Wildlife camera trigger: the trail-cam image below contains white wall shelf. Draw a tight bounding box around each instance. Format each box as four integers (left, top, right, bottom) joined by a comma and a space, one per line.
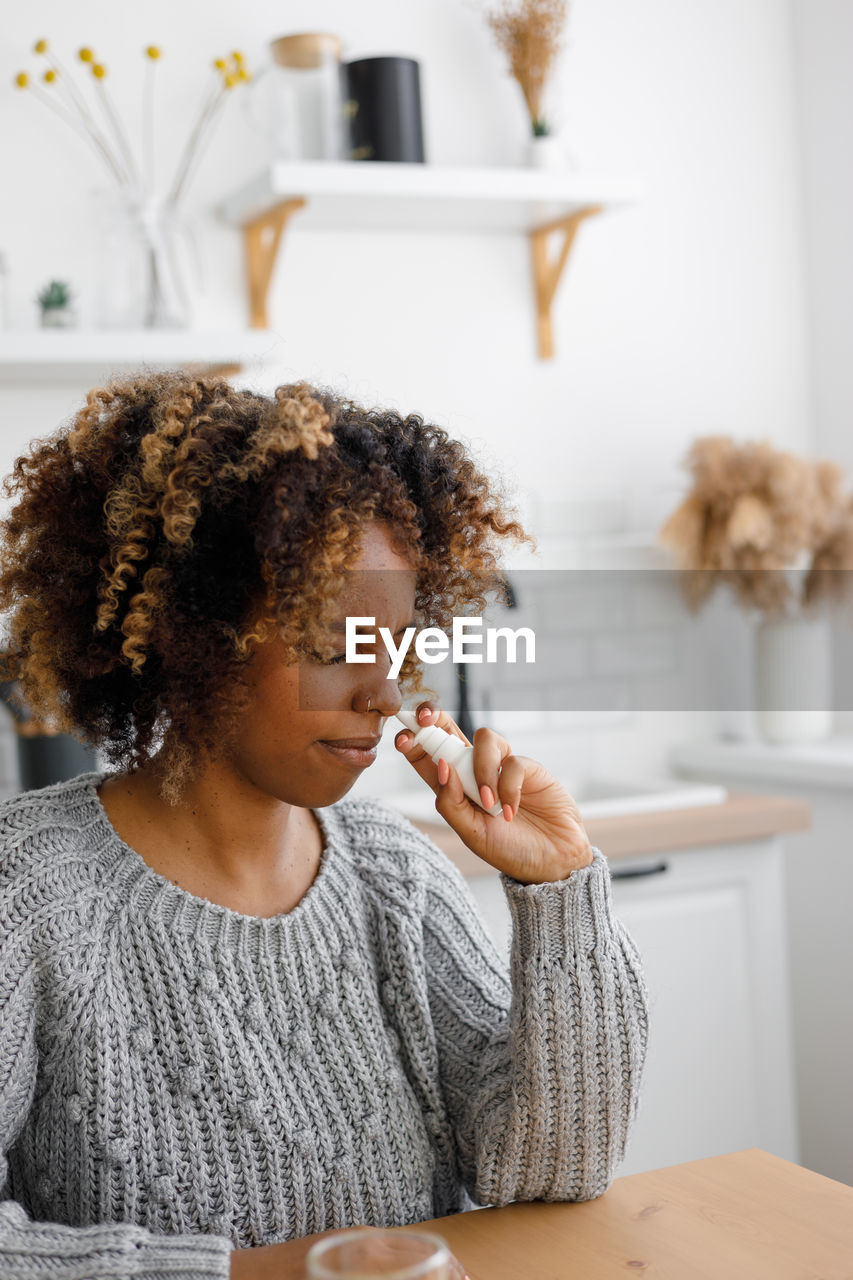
215, 161, 644, 359
0, 329, 283, 387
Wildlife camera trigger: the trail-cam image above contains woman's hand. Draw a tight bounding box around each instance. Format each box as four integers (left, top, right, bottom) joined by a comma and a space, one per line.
395, 702, 593, 884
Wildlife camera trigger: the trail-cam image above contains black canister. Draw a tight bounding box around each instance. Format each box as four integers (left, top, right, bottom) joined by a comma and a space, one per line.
343, 56, 425, 162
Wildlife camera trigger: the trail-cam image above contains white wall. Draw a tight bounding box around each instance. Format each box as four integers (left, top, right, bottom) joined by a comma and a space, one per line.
790, 0, 853, 733
0, 0, 818, 791
791, 0, 853, 483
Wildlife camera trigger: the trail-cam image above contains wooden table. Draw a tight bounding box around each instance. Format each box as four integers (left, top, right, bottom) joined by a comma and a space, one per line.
415, 1149, 853, 1279
259, 1148, 853, 1278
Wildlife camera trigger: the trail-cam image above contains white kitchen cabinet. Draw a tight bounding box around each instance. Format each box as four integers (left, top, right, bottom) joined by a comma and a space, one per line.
671, 738, 853, 1186
465, 836, 799, 1177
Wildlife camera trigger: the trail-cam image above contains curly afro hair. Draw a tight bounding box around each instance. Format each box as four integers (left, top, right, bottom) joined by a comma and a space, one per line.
0, 370, 535, 804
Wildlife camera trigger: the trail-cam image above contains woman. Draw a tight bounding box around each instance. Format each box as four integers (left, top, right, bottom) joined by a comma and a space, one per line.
0, 373, 649, 1279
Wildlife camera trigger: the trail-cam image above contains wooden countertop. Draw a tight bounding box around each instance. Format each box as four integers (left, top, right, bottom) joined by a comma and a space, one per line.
234, 1148, 853, 1278
402, 1147, 853, 1279
407, 790, 812, 876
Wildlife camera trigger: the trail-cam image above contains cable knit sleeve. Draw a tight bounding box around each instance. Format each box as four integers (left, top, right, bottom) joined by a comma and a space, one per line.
418, 839, 649, 1207
0, 850, 233, 1280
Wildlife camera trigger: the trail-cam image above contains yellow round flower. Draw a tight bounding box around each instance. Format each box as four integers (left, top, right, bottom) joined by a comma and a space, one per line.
33, 39, 48, 55
231, 50, 245, 65
44, 69, 58, 84
224, 72, 237, 88
14, 71, 29, 89
213, 57, 227, 71
237, 68, 251, 82
92, 63, 107, 79
78, 47, 94, 63
145, 45, 161, 60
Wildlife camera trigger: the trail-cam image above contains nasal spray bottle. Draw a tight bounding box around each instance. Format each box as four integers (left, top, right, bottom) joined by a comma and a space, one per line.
396, 708, 504, 817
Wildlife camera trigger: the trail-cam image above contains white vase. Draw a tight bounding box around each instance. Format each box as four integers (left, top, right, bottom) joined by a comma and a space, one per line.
94, 186, 198, 329
40, 307, 76, 328
755, 614, 833, 744
524, 134, 569, 170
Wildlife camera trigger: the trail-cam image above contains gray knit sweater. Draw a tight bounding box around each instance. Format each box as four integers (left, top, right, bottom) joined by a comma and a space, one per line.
0, 769, 648, 1279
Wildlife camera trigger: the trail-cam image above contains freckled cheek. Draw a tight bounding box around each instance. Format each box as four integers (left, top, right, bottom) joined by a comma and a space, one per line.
287, 666, 355, 715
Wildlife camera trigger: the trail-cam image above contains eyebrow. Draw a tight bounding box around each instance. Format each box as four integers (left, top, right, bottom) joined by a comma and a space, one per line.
328, 619, 417, 633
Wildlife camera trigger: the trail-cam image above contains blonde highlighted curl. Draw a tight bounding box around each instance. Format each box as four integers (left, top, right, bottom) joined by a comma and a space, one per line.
0, 371, 534, 805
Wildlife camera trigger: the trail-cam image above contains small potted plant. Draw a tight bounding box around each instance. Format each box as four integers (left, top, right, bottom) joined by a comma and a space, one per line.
37, 279, 76, 327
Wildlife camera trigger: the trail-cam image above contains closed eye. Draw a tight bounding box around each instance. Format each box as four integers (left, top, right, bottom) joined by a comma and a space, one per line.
311, 622, 415, 666
305, 650, 348, 665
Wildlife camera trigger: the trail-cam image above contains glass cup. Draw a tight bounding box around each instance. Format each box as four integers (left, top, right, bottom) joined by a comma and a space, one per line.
305, 1227, 463, 1279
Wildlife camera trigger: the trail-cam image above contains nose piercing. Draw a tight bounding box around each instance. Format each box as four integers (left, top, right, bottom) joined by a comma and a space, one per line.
366, 695, 372, 712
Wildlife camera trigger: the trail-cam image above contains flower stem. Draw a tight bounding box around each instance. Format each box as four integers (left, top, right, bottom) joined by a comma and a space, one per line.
28, 81, 125, 183
94, 79, 140, 186
143, 58, 156, 191
172, 90, 228, 204
167, 77, 224, 205
44, 51, 126, 181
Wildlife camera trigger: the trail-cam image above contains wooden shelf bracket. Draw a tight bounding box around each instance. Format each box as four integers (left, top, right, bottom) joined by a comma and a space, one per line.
245, 197, 307, 329
530, 204, 603, 359
242, 192, 606, 357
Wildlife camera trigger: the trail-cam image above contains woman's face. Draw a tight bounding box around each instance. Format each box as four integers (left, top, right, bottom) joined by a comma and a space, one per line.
228, 522, 418, 808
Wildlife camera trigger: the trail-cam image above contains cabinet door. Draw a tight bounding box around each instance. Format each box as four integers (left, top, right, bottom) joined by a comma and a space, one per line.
464, 838, 798, 1176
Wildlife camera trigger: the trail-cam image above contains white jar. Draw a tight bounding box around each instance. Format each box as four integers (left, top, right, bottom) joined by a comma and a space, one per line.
249, 32, 348, 163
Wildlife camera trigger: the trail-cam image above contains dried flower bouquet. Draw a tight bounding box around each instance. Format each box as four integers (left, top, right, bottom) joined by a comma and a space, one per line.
484, 0, 570, 136
660, 436, 853, 619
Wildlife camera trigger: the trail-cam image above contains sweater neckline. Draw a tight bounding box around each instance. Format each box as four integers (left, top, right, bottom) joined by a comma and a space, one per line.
80, 768, 349, 932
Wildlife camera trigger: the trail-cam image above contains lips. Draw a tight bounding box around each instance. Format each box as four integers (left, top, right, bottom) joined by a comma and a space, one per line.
317, 737, 380, 768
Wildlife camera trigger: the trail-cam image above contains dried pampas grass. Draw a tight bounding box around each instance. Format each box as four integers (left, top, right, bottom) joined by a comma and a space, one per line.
660, 436, 853, 618
484, 0, 570, 135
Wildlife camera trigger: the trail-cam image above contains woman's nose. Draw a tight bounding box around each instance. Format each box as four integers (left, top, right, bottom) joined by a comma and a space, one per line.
357, 656, 403, 715
357, 675, 403, 719
379, 681, 404, 719
354, 636, 407, 718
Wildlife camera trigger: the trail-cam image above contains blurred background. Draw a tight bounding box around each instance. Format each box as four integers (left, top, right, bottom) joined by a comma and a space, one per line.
1, 0, 851, 1190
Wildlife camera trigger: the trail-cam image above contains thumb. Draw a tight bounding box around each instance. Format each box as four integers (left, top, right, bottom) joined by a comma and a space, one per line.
395, 728, 442, 796
433, 759, 482, 839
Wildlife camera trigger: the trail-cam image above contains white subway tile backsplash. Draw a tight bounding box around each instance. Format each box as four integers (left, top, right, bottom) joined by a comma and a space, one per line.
592, 630, 676, 678
545, 680, 634, 716
539, 581, 629, 631
628, 575, 689, 627
479, 701, 545, 733
544, 708, 634, 732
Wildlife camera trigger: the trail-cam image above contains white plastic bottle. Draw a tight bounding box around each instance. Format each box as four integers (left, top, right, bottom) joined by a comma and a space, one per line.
396, 708, 504, 817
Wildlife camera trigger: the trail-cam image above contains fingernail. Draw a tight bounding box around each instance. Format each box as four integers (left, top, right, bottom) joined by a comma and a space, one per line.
503, 803, 513, 822
438, 758, 449, 784
396, 733, 411, 750
418, 706, 431, 722
480, 785, 495, 808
